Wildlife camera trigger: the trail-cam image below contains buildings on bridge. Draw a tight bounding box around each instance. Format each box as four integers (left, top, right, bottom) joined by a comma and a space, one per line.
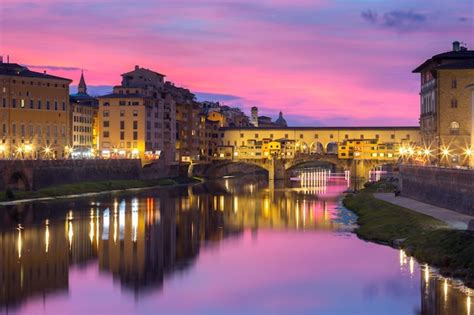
0, 61, 72, 159
217, 126, 420, 163
413, 41, 474, 167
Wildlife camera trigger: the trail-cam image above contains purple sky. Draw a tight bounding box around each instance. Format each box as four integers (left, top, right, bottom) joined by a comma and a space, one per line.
1, 0, 473, 126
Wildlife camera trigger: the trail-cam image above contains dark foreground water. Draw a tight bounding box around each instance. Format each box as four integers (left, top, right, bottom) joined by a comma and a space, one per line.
0, 170, 472, 315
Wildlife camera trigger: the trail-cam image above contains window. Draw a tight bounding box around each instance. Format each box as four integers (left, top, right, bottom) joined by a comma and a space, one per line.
270, 134, 273, 138
255, 133, 259, 139
314, 134, 319, 139
20, 99, 25, 108
133, 121, 138, 129
29, 100, 34, 109
120, 131, 125, 140
330, 134, 334, 139
345, 134, 349, 139
2, 98, 6, 108
103, 121, 109, 128
450, 121, 460, 134
119, 101, 126, 106
120, 110, 125, 117
133, 110, 138, 117
391, 134, 395, 139
54, 101, 58, 110
406, 134, 411, 140
120, 121, 125, 129
285, 134, 289, 138
240, 133, 244, 138
46, 100, 50, 110
452, 79, 457, 89
299, 134, 303, 139
133, 131, 138, 140
103, 111, 109, 117
103, 102, 110, 106
37, 100, 41, 109
62, 101, 66, 111
12, 98, 16, 108
103, 131, 109, 138
375, 134, 379, 139
451, 98, 458, 108
360, 134, 364, 139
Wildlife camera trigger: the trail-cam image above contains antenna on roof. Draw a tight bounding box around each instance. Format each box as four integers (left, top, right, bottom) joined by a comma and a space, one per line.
7, 55, 9, 63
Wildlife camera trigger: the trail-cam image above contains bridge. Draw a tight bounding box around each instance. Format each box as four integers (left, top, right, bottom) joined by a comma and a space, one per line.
203, 153, 388, 181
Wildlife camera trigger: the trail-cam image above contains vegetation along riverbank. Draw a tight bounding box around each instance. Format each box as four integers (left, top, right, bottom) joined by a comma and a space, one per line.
343, 181, 474, 288
0, 176, 202, 203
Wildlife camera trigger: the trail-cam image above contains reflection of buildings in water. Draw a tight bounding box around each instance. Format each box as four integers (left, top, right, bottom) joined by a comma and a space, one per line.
0, 192, 239, 308
0, 221, 69, 310
399, 249, 473, 315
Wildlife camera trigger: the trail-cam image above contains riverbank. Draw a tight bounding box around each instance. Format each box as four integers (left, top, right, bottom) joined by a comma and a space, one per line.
343, 181, 474, 288
0, 177, 203, 204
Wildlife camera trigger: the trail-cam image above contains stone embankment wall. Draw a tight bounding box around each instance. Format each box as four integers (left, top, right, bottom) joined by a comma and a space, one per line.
399, 165, 474, 216
0, 159, 183, 191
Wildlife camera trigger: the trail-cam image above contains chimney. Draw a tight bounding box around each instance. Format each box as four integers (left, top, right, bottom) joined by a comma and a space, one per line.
135, 65, 139, 70
0, 56, 2, 64
453, 41, 461, 51
44, 70, 47, 74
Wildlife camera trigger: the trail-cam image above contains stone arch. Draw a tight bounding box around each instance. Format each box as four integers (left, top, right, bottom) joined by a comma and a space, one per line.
326, 142, 338, 154
8, 171, 30, 191
309, 142, 324, 154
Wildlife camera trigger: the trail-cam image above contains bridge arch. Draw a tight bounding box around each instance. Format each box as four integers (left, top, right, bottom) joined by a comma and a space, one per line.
8, 171, 31, 191
203, 160, 270, 179
326, 142, 338, 154
309, 142, 324, 154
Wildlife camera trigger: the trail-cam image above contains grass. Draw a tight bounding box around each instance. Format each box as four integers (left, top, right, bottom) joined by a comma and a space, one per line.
343, 181, 474, 288
0, 176, 203, 202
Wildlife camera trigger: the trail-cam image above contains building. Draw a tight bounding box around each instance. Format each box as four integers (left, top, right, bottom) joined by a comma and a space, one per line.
69, 71, 98, 157
275, 111, 288, 127
338, 139, 398, 162
0, 61, 72, 159
413, 41, 474, 167
220, 126, 420, 158
97, 66, 175, 163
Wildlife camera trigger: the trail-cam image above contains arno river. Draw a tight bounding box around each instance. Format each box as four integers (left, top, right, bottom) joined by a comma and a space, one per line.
0, 169, 472, 315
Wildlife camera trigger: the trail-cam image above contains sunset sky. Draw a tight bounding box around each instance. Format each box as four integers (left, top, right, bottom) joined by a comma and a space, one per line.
1, 0, 473, 126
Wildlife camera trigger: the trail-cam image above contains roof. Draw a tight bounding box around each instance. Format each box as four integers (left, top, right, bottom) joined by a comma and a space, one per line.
70, 92, 96, 101
413, 49, 474, 73
434, 59, 474, 70
97, 93, 147, 99
221, 126, 420, 131
0, 63, 72, 82
121, 66, 165, 77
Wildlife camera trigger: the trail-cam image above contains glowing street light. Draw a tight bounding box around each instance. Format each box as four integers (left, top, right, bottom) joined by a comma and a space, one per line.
24, 144, 32, 152
465, 148, 473, 157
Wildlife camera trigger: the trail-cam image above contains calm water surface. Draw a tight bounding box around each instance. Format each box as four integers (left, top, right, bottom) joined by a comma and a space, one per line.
0, 170, 472, 315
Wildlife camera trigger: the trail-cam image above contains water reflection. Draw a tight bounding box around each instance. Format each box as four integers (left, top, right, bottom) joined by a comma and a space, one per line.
0, 171, 471, 314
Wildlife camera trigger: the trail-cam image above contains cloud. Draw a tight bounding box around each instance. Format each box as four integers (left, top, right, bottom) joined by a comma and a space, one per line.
24, 64, 83, 71
361, 9, 427, 32
194, 92, 243, 103
361, 10, 378, 24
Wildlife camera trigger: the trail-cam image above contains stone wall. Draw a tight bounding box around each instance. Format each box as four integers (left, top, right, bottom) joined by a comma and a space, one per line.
0, 159, 182, 191
400, 165, 474, 215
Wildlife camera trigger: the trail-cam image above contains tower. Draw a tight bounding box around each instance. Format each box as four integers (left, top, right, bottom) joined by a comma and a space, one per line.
78, 70, 87, 94
251, 106, 258, 127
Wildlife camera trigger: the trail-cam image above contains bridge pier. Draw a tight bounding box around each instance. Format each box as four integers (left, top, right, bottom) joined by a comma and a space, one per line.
269, 158, 286, 181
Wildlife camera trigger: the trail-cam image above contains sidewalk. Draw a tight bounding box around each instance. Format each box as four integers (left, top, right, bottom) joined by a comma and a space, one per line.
374, 193, 474, 230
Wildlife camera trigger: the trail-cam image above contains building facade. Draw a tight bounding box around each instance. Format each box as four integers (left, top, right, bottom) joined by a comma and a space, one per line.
0, 62, 72, 159
69, 71, 98, 157
97, 66, 176, 163
413, 41, 474, 167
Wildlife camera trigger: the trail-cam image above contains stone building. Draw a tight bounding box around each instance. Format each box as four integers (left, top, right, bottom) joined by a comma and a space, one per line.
97, 66, 171, 162
0, 61, 72, 159
69, 71, 98, 157
413, 41, 474, 167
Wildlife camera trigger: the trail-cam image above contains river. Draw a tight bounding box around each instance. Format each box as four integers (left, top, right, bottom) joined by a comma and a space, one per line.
0, 168, 472, 315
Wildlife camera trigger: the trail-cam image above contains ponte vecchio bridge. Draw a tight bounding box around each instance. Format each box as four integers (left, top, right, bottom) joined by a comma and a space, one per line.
212, 126, 421, 180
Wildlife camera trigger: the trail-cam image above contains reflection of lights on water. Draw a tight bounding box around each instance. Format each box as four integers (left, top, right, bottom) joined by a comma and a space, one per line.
298, 169, 333, 194
113, 215, 118, 243
119, 200, 126, 240
132, 198, 139, 242
409, 257, 414, 275
89, 216, 95, 244
424, 264, 430, 284
399, 249, 406, 267
103, 208, 110, 240
45, 220, 49, 253
17, 224, 22, 260
233, 196, 238, 213
468, 295, 471, 315
444, 278, 448, 303
68, 221, 73, 251
219, 196, 225, 212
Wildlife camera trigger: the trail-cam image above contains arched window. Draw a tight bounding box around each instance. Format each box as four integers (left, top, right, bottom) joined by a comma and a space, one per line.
450, 121, 460, 134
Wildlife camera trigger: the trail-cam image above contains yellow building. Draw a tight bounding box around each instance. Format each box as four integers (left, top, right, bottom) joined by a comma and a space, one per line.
338, 139, 398, 161
97, 93, 158, 159
0, 62, 72, 159
221, 126, 420, 159
413, 41, 474, 167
